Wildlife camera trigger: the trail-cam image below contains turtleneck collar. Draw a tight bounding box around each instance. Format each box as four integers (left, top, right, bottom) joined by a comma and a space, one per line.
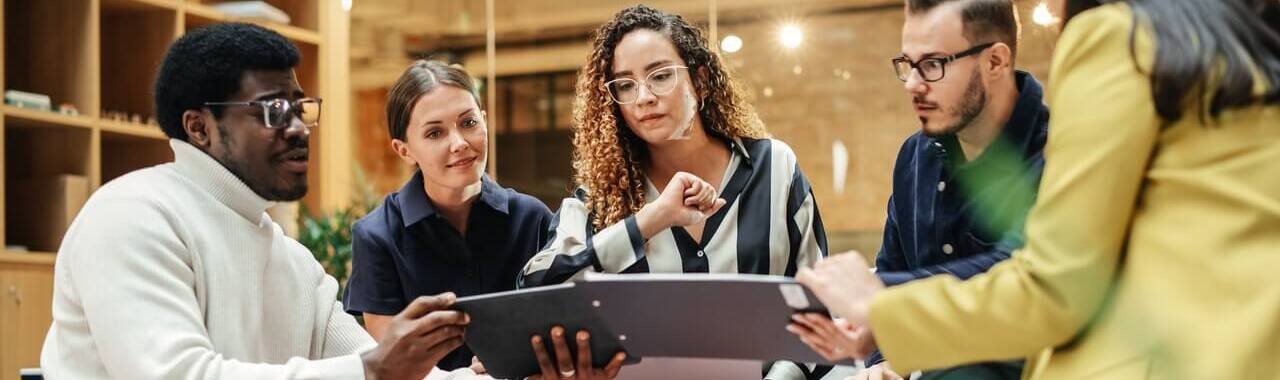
170, 139, 274, 223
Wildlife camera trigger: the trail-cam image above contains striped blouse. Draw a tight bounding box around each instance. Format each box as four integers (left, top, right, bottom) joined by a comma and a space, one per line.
519, 137, 828, 287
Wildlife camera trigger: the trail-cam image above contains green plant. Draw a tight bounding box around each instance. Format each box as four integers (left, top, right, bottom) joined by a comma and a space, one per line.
300, 204, 362, 300
299, 167, 379, 301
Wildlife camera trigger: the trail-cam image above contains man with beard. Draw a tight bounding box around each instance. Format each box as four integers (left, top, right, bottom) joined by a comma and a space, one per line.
848, 0, 1047, 378
41, 23, 470, 379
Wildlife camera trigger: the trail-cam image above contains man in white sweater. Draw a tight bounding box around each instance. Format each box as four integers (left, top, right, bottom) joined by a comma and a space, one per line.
41, 23, 471, 380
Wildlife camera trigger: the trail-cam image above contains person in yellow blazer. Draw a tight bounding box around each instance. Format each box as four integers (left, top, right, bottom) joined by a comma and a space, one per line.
786, 0, 1280, 378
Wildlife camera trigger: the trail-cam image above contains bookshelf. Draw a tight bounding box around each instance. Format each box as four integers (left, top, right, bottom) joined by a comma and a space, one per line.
0, 1, 351, 378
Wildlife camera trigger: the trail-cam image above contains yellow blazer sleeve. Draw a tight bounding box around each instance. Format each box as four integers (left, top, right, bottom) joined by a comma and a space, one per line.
866, 4, 1162, 373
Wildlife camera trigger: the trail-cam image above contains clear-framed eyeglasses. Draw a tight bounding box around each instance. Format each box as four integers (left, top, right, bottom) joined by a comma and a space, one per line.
603, 65, 689, 104
204, 97, 323, 130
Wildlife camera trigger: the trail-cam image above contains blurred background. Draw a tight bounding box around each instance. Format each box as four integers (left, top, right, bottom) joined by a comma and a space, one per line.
348, 0, 1060, 253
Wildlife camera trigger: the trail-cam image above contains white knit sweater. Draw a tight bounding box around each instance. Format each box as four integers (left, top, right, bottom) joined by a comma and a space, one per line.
41, 140, 376, 379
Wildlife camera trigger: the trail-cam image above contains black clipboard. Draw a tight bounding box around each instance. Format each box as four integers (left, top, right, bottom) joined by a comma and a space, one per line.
453, 283, 641, 379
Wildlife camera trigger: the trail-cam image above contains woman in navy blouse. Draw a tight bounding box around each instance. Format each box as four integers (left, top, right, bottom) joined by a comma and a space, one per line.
343, 60, 553, 373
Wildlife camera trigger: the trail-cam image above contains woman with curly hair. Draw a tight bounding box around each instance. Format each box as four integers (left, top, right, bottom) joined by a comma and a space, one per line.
518, 4, 832, 378
521, 3, 826, 286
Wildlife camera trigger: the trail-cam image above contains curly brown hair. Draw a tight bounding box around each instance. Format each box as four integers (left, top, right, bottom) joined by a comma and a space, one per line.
573, 4, 769, 231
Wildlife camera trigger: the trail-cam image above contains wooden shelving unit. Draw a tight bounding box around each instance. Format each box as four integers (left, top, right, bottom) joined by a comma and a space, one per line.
0, 106, 97, 130
98, 118, 168, 140
0, 1, 351, 378
0, 251, 57, 266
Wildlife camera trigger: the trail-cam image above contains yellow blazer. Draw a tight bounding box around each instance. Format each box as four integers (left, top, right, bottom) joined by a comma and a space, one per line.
867, 3, 1280, 379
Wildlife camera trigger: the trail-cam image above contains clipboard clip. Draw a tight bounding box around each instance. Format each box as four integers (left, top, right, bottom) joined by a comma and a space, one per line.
778, 283, 809, 309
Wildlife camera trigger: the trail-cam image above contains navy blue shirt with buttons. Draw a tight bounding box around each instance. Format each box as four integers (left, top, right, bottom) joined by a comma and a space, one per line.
876, 70, 1048, 285
865, 71, 1048, 371
344, 171, 552, 371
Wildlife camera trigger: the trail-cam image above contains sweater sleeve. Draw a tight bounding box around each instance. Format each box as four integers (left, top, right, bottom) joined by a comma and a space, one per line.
322, 299, 378, 358
60, 195, 369, 380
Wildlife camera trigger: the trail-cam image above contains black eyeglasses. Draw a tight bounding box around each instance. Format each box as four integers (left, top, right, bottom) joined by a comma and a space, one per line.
892, 42, 996, 82
204, 97, 322, 130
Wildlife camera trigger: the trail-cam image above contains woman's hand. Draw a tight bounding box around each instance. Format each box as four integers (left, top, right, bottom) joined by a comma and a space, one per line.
636, 172, 726, 238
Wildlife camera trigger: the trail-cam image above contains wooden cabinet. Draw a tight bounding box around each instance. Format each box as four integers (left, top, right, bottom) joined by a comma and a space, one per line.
0, 1, 351, 378
0, 254, 55, 380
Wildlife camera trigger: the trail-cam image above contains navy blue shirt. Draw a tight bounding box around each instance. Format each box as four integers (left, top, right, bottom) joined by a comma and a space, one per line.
876, 70, 1048, 285
866, 71, 1047, 371
344, 172, 552, 371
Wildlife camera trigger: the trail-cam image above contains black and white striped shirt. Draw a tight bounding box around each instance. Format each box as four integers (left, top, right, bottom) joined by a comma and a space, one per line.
520, 137, 828, 287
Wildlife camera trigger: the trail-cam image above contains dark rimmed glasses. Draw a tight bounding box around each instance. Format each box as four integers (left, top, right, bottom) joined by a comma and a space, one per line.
892, 42, 996, 82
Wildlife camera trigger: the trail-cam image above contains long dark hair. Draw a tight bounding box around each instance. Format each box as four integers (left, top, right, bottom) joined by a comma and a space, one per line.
1063, 0, 1280, 124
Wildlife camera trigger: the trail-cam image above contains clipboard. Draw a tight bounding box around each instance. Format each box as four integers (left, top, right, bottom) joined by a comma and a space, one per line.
453, 273, 853, 379
453, 283, 641, 379
578, 273, 852, 365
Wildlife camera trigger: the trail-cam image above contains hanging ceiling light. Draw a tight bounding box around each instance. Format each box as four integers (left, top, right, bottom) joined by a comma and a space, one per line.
1032, 2, 1058, 26
721, 35, 743, 53
779, 24, 803, 49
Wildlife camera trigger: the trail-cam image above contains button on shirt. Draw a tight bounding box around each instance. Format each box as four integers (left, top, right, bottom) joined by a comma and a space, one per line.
518, 138, 827, 287
867, 72, 1048, 372
875, 70, 1049, 287
344, 172, 552, 370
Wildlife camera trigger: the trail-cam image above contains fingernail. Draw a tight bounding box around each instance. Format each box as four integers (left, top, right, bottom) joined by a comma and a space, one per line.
553, 327, 563, 337
532, 335, 542, 344
578, 331, 590, 341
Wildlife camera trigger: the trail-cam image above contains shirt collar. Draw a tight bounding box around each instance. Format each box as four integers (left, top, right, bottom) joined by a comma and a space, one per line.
169, 139, 273, 223
936, 70, 1048, 166
398, 171, 509, 227
1002, 70, 1048, 156
643, 137, 750, 201
478, 175, 511, 214
728, 136, 751, 164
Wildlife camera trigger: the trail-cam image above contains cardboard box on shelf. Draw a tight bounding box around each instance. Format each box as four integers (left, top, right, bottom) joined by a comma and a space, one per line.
7, 174, 91, 252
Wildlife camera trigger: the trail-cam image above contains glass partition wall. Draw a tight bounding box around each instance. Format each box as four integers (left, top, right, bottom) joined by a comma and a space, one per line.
350, 0, 1060, 253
